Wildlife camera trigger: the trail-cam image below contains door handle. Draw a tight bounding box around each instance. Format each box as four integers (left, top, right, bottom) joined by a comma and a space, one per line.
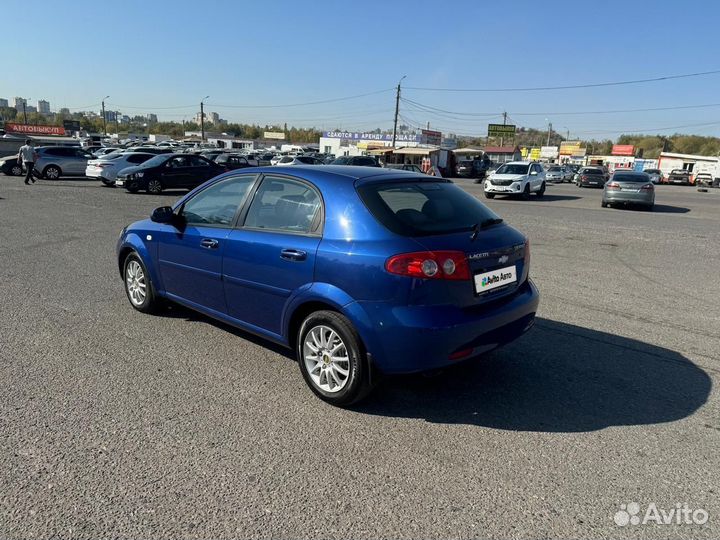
200, 238, 219, 249
280, 248, 307, 261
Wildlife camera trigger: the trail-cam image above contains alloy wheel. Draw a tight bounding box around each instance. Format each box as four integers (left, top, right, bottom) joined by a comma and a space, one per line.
303, 325, 351, 393
148, 179, 162, 193
125, 260, 147, 306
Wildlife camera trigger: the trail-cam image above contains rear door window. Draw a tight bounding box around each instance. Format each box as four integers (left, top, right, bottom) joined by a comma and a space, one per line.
243, 176, 322, 234
358, 181, 500, 237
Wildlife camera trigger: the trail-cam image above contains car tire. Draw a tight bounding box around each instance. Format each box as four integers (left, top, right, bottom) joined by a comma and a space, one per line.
10, 164, 23, 176
297, 310, 371, 406
43, 165, 61, 180
521, 184, 531, 200
484, 192, 495, 199
601, 201, 608, 208
123, 252, 162, 313
101, 178, 115, 187
147, 179, 163, 194
535, 182, 546, 197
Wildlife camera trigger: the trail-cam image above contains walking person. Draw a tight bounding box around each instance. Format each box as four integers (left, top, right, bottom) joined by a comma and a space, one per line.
17, 139, 38, 185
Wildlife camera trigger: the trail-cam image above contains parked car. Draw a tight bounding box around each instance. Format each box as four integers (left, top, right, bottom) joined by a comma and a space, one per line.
0, 156, 23, 176
124, 146, 173, 155
643, 168, 662, 184
385, 164, 424, 173
274, 155, 325, 166
545, 166, 566, 183
116, 165, 539, 405
602, 171, 655, 210
92, 147, 121, 158
456, 158, 491, 181
576, 166, 609, 188
667, 169, 692, 185
330, 156, 380, 167
214, 153, 259, 171
86, 152, 156, 186
484, 161, 546, 199
33, 146, 96, 179
694, 172, 713, 187
115, 153, 223, 194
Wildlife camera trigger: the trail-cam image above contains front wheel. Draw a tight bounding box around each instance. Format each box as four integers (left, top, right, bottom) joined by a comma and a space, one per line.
147, 179, 163, 194
297, 310, 371, 406
535, 182, 546, 197
123, 253, 161, 313
484, 191, 495, 199
10, 164, 23, 176
521, 184, 531, 200
126, 183, 139, 194
601, 201, 608, 208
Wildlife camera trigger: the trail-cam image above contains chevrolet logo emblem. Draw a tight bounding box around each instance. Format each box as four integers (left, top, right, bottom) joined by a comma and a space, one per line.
498, 255, 509, 264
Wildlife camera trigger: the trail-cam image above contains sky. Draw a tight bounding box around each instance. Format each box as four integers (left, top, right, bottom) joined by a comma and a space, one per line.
3, 0, 720, 140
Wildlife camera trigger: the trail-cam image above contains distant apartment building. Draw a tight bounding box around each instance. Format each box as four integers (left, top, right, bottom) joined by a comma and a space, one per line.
13, 97, 26, 110
147, 113, 158, 123
38, 100, 50, 114
59, 108, 70, 115
209, 112, 220, 124
194, 111, 205, 125
120, 115, 131, 124
26, 105, 37, 113
0, 98, 8, 108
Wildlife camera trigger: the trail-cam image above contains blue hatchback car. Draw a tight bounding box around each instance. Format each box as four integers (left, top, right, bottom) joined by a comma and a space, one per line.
117, 166, 539, 405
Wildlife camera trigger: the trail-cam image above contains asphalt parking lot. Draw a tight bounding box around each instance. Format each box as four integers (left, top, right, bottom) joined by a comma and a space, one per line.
1, 175, 718, 539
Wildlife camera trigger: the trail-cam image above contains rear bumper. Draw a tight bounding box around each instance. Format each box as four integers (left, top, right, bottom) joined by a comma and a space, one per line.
580, 179, 605, 187
603, 190, 654, 205
356, 279, 539, 374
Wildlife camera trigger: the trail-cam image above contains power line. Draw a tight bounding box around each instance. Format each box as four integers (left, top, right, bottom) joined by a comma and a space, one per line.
208, 88, 394, 109
404, 69, 720, 92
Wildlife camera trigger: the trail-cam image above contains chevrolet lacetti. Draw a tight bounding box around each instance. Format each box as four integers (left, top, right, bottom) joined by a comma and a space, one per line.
116, 166, 539, 405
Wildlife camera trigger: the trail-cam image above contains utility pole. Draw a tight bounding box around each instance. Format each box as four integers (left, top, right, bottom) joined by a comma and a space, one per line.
22, 100, 27, 124
391, 75, 406, 148
200, 95, 209, 142
101, 96, 109, 136
546, 121, 552, 146
500, 111, 507, 146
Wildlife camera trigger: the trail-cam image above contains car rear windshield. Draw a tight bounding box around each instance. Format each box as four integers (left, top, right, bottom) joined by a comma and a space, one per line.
548, 166, 562, 172
357, 181, 500, 237
613, 173, 650, 182
581, 168, 603, 175
495, 164, 529, 175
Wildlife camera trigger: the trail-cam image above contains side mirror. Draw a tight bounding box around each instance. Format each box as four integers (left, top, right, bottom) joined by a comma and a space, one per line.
530, 171, 538, 176
151, 206, 175, 223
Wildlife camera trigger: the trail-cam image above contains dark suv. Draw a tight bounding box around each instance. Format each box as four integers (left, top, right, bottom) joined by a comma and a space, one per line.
330, 156, 380, 167
456, 158, 492, 182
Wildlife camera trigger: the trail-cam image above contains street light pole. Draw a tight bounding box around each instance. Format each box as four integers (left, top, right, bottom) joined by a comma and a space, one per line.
101, 96, 110, 136
546, 120, 552, 146
22, 99, 28, 124
201, 96, 209, 142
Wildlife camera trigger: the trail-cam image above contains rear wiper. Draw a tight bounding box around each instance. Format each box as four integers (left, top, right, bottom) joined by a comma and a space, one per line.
470, 218, 503, 240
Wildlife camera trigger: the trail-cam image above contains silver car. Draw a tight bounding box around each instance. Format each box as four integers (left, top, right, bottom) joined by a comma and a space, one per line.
602, 171, 655, 210
34, 146, 96, 179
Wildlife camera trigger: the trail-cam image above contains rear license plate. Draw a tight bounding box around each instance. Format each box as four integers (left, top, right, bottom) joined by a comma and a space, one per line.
474, 265, 517, 294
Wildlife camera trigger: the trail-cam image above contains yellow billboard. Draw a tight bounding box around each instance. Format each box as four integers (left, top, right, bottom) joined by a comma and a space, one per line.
559, 141, 583, 155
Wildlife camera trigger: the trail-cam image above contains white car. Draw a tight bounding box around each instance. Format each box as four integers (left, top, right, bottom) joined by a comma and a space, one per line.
484, 161, 546, 199
85, 152, 155, 185
270, 155, 285, 166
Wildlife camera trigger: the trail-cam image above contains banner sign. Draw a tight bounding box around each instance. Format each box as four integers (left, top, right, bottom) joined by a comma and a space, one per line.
263, 131, 285, 140
487, 124, 516, 138
421, 129, 442, 146
6, 123, 66, 136
323, 131, 421, 142
528, 148, 542, 160
63, 120, 81, 132
540, 146, 559, 158
612, 144, 635, 156
559, 141, 583, 155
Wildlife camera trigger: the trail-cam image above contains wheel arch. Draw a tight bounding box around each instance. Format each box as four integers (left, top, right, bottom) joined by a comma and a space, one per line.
117, 234, 163, 292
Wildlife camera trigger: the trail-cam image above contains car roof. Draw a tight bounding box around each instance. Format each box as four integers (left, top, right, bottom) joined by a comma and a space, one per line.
232, 165, 441, 185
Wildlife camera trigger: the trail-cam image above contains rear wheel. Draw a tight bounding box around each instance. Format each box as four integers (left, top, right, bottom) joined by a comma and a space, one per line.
10, 164, 23, 176
535, 182, 546, 197
101, 178, 115, 187
484, 192, 495, 199
601, 201, 608, 208
297, 310, 371, 406
44, 165, 61, 180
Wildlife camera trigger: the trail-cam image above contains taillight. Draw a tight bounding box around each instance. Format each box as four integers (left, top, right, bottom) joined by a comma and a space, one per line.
606, 181, 621, 190
385, 251, 470, 280
641, 183, 654, 191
